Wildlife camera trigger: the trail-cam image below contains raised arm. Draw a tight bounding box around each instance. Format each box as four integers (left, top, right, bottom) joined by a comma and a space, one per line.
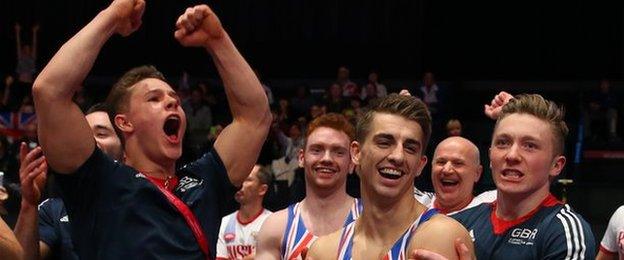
32, 0, 145, 173
13, 143, 48, 260
3, 76, 14, 107
174, 5, 271, 186
15, 23, 22, 60
31, 24, 39, 60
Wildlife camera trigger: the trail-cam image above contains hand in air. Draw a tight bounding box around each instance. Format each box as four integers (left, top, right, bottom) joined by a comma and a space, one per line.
109, 0, 146, 36
18, 143, 48, 206
484, 91, 513, 120
174, 5, 225, 47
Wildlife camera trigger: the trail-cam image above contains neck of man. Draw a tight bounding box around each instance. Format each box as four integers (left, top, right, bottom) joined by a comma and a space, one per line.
435, 194, 473, 214
124, 143, 176, 178
302, 182, 352, 213
495, 185, 550, 220
299, 186, 353, 236
304, 176, 349, 199
238, 199, 264, 223
358, 188, 427, 244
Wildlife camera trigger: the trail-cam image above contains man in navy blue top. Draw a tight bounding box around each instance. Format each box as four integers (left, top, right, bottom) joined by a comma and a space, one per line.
31, 0, 271, 259
453, 93, 595, 259
14, 103, 123, 260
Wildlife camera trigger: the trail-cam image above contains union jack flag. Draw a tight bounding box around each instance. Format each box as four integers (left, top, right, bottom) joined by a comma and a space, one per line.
0, 112, 36, 138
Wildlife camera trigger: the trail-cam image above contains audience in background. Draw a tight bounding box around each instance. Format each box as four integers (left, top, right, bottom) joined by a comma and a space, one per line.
337, 66, 359, 99
446, 119, 462, 137
360, 70, 387, 102
418, 71, 440, 115
584, 78, 620, 142
15, 23, 39, 85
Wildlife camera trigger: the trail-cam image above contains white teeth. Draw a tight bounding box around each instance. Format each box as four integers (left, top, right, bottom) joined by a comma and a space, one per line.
315, 167, 335, 174
441, 179, 458, 184
166, 114, 181, 121
503, 170, 523, 178
379, 168, 402, 176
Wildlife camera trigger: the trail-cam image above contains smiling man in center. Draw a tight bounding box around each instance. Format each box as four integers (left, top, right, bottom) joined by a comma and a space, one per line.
307, 94, 473, 260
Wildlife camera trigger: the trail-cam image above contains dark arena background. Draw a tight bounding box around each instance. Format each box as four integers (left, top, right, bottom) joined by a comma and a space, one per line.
1, 0, 624, 246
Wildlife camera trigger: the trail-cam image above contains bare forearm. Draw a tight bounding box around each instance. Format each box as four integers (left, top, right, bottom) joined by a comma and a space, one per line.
32, 32, 38, 59
14, 202, 40, 260
0, 216, 23, 260
207, 33, 271, 185
205, 35, 270, 123
33, 9, 117, 100
596, 251, 616, 260
16, 29, 22, 59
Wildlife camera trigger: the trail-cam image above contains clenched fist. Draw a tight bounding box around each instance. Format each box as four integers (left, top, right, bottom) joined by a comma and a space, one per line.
174, 5, 225, 48
108, 0, 145, 36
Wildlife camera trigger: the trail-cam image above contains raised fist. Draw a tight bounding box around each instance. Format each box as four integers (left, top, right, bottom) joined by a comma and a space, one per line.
174, 5, 225, 48
109, 0, 145, 36
14, 23, 21, 32
484, 91, 514, 120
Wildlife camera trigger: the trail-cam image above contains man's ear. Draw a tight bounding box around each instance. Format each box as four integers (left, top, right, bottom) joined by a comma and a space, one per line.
351, 141, 361, 166
415, 155, 428, 178
115, 114, 133, 134
549, 155, 566, 178
259, 184, 268, 197
298, 148, 305, 168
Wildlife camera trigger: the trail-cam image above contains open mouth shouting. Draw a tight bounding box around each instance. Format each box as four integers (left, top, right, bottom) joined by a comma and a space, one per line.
163, 114, 182, 144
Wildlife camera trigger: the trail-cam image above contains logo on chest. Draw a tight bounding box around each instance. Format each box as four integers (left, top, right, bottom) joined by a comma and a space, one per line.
177, 176, 203, 192
225, 232, 236, 242
508, 228, 538, 246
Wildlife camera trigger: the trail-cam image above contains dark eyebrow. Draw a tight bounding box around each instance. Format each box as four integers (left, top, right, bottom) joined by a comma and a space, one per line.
404, 138, 421, 149
493, 133, 511, 139
520, 136, 540, 143
168, 90, 180, 100
373, 133, 394, 141
145, 89, 161, 95
92, 125, 113, 132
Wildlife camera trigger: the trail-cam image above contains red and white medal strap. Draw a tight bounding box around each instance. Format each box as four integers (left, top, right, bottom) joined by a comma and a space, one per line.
145, 176, 212, 260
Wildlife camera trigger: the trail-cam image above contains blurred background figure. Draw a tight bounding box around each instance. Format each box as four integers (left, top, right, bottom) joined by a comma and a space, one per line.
446, 119, 462, 137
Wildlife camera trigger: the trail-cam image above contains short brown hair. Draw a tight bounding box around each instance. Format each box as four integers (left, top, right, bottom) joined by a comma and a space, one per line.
86, 102, 124, 146
106, 65, 166, 114
446, 119, 461, 131
255, 164, 273, 186
305, 113, 355, 147
356, 94, 432, 151
496, 94, 568, 155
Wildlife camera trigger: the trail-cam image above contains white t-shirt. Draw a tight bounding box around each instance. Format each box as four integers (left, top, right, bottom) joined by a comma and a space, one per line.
600, 205, 624, 259
216, 209, 272, 260
413, 187, 497, 215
